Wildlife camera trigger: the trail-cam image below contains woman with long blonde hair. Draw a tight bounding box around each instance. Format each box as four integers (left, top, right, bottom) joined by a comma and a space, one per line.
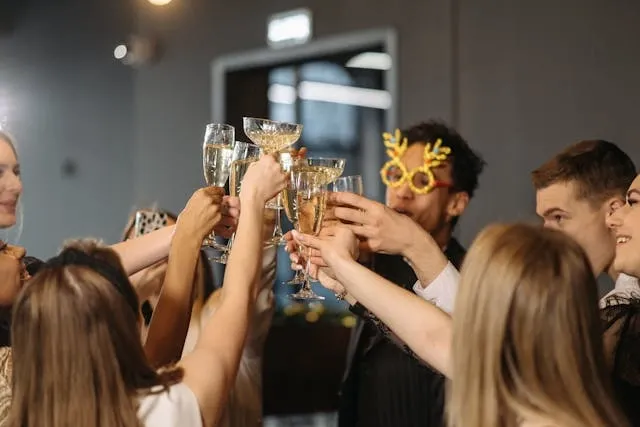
296, 223, 628, 427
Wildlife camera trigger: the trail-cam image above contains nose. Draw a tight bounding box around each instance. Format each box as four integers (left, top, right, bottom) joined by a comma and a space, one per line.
606, 205, 627, 229
5, 171, 22, 196
395, 180, 414, 200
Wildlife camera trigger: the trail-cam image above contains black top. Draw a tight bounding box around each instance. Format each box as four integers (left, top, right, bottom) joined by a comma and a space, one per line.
600, 295, 640, 426
338, 239, 466, 427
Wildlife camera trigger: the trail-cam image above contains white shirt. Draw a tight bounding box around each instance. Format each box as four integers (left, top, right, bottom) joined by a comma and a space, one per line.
600, 272, 640, 307
138, 383, 202, 427
413, 264, 640, 311
412, 262, 459, 314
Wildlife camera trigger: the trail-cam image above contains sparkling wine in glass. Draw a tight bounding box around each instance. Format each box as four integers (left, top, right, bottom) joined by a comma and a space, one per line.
212, 141, 262, 264
304, 157, 346, 185
282, 165, 304, 285
290, 171, 328, 301
202, 124, 234, 249
243, 117, 302, 213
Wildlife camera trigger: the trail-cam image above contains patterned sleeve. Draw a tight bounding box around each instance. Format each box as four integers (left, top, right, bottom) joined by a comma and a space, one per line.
349, 303, 422, 363
0, 347, 13, 426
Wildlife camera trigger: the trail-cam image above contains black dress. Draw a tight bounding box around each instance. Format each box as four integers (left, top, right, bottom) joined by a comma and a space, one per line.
338, 239, 466, 427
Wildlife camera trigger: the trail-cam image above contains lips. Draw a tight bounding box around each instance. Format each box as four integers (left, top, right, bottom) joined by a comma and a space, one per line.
0, 201, 17, 213
392, 208, 411, 217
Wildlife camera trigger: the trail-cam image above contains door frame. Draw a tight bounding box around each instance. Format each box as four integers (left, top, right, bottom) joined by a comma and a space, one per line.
210, 27, 399, 199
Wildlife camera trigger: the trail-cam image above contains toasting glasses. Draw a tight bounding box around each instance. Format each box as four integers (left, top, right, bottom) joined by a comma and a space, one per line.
212, 141, 262, 264
289, 170, 328, 301
202, 124, 234, 249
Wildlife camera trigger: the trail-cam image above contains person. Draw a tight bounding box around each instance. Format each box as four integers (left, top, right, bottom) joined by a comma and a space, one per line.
0, 130, 240, 421
294, 223, 629, 427
7, 154, 287, 427
601, 173, 640, 425
289, 121, 485, 427
532, 139, 639, 298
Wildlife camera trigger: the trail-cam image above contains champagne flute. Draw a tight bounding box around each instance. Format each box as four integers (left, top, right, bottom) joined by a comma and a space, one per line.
213, 141, 262, 264
202, 123, 234, 249
269, 150, 301, 246
290, 171, 328, 301
331, 175, 363, 195
283, 163, 305, 285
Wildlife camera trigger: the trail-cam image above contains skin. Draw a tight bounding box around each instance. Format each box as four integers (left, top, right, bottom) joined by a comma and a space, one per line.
535, 181, 624, 276
606, 174, 640, 278
385, 143, 467, 248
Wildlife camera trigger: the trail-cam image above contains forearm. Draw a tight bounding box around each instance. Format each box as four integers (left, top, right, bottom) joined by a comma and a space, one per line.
332, 256, 452, 376
110, 225, 175, 275
401, 228, 449, 289
197, 199, 264, 353
144, 232, 201, 368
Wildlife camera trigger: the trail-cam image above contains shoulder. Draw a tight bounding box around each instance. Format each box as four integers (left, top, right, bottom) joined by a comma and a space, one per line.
137, 382, 203, 427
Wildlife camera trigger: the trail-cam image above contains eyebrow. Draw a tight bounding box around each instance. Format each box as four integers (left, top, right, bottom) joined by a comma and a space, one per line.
541, 208, 569, 217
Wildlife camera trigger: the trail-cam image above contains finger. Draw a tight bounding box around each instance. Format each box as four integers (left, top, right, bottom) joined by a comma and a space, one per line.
222, 207, 240, 218
334, 206, 368, 225
223, 195, 241, 208
204, 186, 226, 196
328, 191, 375, 210
309, 256, 328, 267
297, 147, 308, 159
344, 223, 376, 238
292, 230, 323, 251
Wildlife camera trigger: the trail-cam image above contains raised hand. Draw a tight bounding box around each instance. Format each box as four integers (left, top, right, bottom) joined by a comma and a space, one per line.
328, 192, 427, 255
176, 187, 225, 242
240, 155, 288, 205
292, 225, 359, 268
212, 196, 240, 238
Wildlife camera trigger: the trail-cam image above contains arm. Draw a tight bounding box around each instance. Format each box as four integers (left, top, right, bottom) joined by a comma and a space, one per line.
110, 225, 175, 276
329, 256, 452, 377
143, 187, 224, 369
179, 155, 285, 427
111, 197, 241, 276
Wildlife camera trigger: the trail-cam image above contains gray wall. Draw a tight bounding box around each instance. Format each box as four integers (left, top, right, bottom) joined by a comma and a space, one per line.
2, 0, 640, 257
0, 0, 135, 258
134, 0, 640, 247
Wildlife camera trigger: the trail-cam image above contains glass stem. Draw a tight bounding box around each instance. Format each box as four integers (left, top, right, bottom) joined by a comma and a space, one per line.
303, 245, 312, 290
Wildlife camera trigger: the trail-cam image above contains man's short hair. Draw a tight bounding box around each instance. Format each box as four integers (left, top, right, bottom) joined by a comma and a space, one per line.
531, 140, 637, 206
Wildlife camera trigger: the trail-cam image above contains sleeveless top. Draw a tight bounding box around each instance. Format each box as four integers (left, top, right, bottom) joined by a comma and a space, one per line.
138, 383, 202, 427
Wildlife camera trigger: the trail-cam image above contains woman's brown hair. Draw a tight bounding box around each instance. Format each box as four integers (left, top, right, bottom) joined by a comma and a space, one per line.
448, 223, 628, 427
8, 240, 182, 427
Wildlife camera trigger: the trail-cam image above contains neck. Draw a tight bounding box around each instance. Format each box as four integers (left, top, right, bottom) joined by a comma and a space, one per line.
430, 225, 453, 250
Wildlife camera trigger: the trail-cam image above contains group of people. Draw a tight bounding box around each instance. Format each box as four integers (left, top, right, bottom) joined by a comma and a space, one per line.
0, 119, 637, 427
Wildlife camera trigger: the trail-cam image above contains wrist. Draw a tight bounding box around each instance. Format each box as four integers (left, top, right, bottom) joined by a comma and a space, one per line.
172, 226, 204, 252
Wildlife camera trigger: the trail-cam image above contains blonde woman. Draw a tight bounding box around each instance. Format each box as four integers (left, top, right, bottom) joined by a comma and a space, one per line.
294, 223, 628, 427
7, 155, 286, 426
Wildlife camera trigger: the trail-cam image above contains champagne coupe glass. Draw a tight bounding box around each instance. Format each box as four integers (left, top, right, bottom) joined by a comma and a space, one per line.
304, 157, 346, 185
202, 123, 235, 249
289, 170, 328, 301
331, 175, 363, 195
243, 117, 303, 243
213, 141, 262, 264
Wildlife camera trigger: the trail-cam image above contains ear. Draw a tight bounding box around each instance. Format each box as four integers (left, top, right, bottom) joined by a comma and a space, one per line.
446, 191, 469, 221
